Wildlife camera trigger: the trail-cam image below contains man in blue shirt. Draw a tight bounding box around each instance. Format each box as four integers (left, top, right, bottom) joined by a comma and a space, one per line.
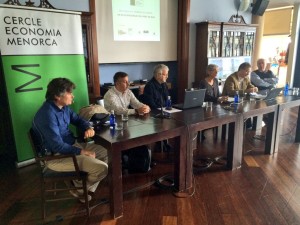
251, 58, 278, 91
32, 78, 108, 203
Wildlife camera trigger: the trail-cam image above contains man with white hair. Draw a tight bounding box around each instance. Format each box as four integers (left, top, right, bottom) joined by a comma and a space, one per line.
142, 64, 170, 109
251, 58, 278, 91
141, 64, 172, 152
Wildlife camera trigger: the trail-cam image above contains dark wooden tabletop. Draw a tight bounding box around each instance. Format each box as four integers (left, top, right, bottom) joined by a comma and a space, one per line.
94, 114, 186, 149
94, 113, 187, 219
169, 103, 243, 170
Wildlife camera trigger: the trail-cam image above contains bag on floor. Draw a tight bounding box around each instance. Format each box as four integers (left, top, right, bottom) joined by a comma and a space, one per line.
122, 146, 151, 173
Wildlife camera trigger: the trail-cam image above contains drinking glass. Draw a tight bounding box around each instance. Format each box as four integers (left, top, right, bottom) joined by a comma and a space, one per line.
293, 87, 299, 96
115, 122, 123, 130
122, 113, 129, 121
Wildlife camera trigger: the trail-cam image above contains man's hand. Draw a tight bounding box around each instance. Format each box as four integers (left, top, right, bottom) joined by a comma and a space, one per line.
84, 127, 95, 139
218, 96, 228, 103
80, 149, 96, 158
137, 105, 151, 114
246, 87, 258, 93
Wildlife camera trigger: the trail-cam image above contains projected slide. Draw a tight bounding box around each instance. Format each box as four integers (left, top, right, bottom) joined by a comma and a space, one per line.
112, 0, 160, 41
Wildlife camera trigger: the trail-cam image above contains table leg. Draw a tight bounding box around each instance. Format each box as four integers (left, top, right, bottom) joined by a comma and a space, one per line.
109, 148, 123, 218
273, 105, 282, 153
252, 115, 263, 132
221, 124, 227, 140
265, 110, 277, 154
295, 106, 300, 142
174, 132, 189, 191
227, 114, 243, 169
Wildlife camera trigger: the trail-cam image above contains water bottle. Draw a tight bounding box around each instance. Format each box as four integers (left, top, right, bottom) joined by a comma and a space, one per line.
234, 91, 239, 104
109, 110, 115, 128
166, 96, 172, 110
284, 82, 289, 96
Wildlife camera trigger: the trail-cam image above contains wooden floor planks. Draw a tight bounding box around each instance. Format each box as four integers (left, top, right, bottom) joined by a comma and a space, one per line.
1, 108, 300, 224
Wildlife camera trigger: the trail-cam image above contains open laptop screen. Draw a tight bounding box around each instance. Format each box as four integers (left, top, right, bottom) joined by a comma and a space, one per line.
254, 87, 283, 100
173, 88, 206, 109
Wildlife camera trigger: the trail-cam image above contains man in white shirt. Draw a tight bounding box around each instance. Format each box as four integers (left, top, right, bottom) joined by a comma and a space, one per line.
104, 72, 151, 115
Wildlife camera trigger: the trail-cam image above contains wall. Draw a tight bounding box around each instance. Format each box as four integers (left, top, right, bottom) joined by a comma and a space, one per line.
99, 61, 178, 102
188, 0, 253, 87
0, 0, 177, 100
99, 62, 177, 85
96, 0, 178, 100
0, 0, 253, 94
290, 4, 300, 88
0, 0, 89, 11
96, 0, 178, 63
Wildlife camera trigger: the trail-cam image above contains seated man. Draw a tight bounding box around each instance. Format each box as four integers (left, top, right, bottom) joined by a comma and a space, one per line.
103, 71, 151, 115
251, 58, 278, 91
32, 78, 108, 203
142, 64, 170, 109
222, 62, 258, 129
140, 64, 173, 151
222, 62, 258, 97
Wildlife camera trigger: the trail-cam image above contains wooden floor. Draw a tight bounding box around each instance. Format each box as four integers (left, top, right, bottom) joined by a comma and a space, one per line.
1, 108, 300, 225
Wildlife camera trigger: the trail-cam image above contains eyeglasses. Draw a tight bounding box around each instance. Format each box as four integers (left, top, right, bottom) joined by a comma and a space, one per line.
159, 73, 168, 77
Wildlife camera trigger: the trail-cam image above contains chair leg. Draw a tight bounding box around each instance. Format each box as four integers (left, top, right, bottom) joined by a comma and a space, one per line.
213, 127, 218, 140
221, 124, 227, 140
41, 179, 46, 219
82, 178, 90, 217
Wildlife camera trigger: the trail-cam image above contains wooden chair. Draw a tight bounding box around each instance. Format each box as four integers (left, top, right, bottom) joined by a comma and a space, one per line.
28, 128, 90, 219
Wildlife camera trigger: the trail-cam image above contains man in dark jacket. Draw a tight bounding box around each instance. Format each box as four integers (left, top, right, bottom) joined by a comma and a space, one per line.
142, 64, 170, 109
141, 64, 172, 151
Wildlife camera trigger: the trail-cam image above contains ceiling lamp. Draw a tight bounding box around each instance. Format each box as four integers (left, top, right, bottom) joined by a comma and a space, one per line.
239, 0, 251, 12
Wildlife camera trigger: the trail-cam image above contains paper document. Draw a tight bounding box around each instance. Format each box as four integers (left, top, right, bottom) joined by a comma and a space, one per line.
158, 107, 182, 113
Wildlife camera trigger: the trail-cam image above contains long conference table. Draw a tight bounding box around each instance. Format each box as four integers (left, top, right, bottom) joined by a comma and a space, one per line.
94, 94, 300, 219
94, 114, 187, 219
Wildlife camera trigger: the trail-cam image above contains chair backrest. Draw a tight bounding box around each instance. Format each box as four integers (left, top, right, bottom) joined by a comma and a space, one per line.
28, 128, 49, 159
138, 94, 146, 104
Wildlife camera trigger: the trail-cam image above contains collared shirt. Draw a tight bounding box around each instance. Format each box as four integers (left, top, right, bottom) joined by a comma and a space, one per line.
32, 101, 91, 155
103, 87, 144, 115
142, 77, 169, 109
238, 77, 244, 89
250, 70, 278, 88
222, 72, 255, 96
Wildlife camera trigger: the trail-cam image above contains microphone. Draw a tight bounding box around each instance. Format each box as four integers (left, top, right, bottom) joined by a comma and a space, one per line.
155, 84, 170, 119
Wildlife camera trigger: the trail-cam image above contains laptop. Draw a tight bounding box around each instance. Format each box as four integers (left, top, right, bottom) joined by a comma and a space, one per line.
172, 88, 206, 110
254, 87, 283, 100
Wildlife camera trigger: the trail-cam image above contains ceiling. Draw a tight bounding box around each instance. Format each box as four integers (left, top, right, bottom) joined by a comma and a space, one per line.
267, 0, 300, 9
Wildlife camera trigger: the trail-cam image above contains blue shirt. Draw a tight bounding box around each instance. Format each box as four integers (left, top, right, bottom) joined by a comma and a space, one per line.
32, 100, 90, 155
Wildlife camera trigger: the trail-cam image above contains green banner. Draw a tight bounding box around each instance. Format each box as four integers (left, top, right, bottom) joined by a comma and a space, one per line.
0, 5, 89, 163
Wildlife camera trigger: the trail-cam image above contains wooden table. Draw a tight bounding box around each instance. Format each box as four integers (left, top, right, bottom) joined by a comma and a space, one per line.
170, 104, 244, 181
233, 99, 278, 154
94, 114, 187, 218
273, 95, 300, 152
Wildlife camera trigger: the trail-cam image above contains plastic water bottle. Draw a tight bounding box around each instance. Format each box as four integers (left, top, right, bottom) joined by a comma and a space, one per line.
284, 82, 289, 96
166, 96, 172, 110
234, 91, 239, 104
109, 110, 115, 128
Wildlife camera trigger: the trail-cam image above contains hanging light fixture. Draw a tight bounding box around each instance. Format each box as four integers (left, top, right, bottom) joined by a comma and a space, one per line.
239, 0, 251, 12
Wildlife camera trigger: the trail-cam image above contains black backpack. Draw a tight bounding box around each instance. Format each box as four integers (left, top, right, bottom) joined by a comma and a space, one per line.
122, 146, 151, 173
